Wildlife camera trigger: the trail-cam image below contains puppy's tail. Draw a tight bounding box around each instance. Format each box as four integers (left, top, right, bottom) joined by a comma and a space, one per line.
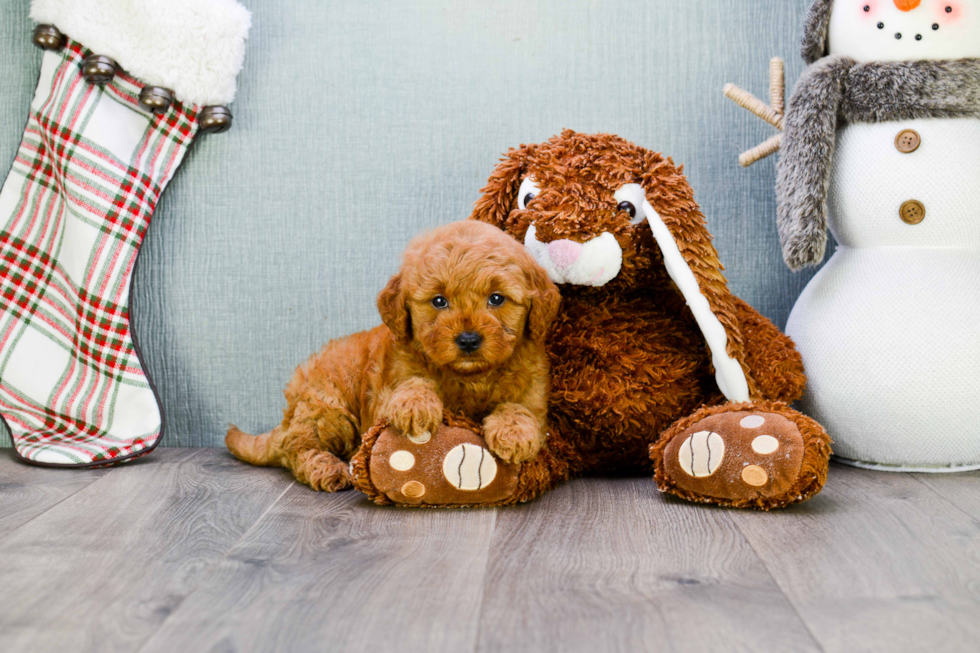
226, 425, 282, 467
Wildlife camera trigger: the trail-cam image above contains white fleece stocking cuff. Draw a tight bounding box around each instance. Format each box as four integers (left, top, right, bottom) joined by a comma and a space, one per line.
30, 0, 251, 106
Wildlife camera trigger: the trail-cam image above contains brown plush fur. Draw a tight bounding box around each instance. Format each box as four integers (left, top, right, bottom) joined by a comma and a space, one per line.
351, 410, 573, 507
226, 220, 560, 491
464, 130, 823, 505
651, 401, 832, 510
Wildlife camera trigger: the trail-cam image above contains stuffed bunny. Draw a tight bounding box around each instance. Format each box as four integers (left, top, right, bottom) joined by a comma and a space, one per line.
353, 130, 831, 509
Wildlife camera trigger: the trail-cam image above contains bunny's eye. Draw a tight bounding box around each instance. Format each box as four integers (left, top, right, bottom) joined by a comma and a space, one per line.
517, 177, 541, 210
613, 184, 647, 225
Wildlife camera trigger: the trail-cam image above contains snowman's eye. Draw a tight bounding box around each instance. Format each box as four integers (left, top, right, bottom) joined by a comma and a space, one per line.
517, 177, 541, 210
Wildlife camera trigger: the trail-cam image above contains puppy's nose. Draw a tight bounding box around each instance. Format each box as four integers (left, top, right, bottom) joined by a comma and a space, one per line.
455, 331, 483, 353
547, 240, 582, 270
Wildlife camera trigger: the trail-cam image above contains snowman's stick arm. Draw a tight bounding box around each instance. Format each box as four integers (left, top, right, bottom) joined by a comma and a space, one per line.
723, 84, 784, 130
739, 133, 783, 168
770, 57, 785, 115
724, 58, 787, 166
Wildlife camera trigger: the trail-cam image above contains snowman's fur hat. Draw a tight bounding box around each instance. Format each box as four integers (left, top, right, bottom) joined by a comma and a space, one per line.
802, 0, 834, 65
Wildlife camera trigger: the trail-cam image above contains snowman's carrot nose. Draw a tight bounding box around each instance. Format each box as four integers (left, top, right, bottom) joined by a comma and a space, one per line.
893, 0, 921, 10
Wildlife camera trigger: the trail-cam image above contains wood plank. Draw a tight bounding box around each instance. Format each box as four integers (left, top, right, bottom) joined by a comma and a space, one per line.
0, 450, 108, 539
476, 477, 820, 653
910, 469, 980, 524
730, 463, 980, 653
138, 484, 497, 653
0, 448, 293, 653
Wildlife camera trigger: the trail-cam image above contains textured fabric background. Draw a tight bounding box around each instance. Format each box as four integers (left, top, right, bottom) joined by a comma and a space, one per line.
0, 0, 822, 447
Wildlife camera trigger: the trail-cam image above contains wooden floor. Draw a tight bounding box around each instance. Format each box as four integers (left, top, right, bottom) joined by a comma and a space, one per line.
2, 449, 980, 652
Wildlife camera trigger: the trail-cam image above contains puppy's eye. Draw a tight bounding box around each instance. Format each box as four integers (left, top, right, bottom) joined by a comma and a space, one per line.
488, 293, 506, 307
517, 177, 541, 210
431, 296, 449, 309
617, 201, 637, 219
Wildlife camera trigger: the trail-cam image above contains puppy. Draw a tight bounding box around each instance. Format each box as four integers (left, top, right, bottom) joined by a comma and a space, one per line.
226, 220, 561, 491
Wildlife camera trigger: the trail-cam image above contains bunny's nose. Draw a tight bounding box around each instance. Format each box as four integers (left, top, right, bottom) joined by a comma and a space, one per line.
893, 0, 921, 10
547, 240, 582, 270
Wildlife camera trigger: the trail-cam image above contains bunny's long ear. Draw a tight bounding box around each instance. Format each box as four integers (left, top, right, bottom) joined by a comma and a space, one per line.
639, 157, 758, 402
469, 144, 534, 230
642, 198, 751, 403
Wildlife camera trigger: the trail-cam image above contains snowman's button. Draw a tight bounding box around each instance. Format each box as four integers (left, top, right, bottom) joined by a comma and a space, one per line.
895, 129, 921, 154
900, 200, 926, 225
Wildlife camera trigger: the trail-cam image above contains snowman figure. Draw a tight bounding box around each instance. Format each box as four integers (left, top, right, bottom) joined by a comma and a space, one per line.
775, 0, 980, 470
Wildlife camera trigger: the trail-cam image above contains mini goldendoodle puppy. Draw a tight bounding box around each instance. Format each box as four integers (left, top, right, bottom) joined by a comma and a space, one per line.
226, 220, 561, 491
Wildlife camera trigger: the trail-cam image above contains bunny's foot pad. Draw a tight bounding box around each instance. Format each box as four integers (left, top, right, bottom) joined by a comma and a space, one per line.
651, 401, 832, 510
351, 414, 520, 507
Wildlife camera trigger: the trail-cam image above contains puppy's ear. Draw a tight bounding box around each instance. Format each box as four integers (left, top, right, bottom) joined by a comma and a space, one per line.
470, 144, 533, 231
377, 272, 411, 343
526, 264, 561, 344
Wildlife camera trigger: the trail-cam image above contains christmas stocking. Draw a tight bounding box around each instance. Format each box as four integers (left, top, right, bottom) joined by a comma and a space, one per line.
0, 0, 250, 466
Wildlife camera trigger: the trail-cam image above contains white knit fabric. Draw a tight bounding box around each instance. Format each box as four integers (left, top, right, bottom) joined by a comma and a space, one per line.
787, 117, 980, 469
828, 119, 980, 248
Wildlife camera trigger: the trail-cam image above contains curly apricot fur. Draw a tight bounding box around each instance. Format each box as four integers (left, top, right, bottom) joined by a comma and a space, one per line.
226, 221, 560, 491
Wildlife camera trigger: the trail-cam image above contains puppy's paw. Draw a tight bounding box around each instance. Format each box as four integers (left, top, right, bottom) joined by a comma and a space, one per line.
386, 378, 444, 442
294, 451, 352, 492
483, 404, 543, 464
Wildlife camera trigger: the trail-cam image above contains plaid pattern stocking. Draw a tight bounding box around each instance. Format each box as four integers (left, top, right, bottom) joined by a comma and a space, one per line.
0, 39, 199, 466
